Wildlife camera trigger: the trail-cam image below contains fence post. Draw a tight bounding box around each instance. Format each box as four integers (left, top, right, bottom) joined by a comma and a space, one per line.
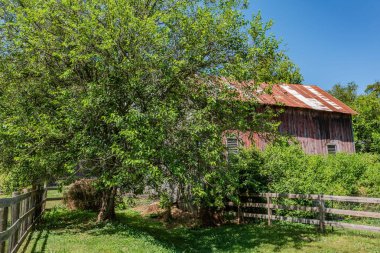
0, 206, 9, 253
34, 186, 42, 220
318, 194, 325, 233
266, 193, 272, 226
25, 189, 31, 232
21, 189, 28, 240
43, 182, 47, 212
31, 186, 37, 223
9, 191, 20, 253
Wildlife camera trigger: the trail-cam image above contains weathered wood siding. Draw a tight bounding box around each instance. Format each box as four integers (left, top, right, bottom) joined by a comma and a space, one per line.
239, 108, 355, 154
278, 108, 355, 154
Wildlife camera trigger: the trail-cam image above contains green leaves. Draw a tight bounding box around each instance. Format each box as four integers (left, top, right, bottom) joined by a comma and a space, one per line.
230, 143, 380, 198
0, 0, 301, 218
222, 11, 303, 84
353, 93, 380, 153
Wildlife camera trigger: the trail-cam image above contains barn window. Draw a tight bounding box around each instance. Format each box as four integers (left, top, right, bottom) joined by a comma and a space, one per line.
226, 137, 239, 155
327, 144, 337, 154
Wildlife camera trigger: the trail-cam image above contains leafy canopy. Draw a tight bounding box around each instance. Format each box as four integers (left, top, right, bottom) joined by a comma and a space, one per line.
0, 0, 301, 217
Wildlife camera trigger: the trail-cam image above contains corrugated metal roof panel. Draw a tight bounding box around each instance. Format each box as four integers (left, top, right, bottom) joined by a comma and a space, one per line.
255, 84, 357, 115
215, 78, 357, 114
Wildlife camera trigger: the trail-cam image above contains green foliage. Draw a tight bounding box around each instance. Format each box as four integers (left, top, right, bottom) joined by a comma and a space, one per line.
353, 94, 380, 153
0, 0, 301, 219
328, 82, 358, 106
232, 143, 380, 197
222, 12, 303, 83
365, 81, 380, 97
228, 148, 267, 195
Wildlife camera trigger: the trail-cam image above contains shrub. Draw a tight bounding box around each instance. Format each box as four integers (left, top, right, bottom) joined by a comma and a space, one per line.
228, 147, 267, 193
228, 143, 380, 219
64, 179, 102, 211
231, 143, 380, 197
262, 144, 380, 197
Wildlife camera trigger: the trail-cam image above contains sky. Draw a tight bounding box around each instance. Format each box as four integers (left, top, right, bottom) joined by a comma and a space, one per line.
246, 0, 380, 93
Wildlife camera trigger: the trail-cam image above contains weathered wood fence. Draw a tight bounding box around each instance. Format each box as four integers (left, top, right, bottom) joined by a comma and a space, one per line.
229, 193, 380, 233
0, 187, 47, 253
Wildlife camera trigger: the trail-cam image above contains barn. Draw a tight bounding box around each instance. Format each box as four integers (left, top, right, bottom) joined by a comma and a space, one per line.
226, 83, 357, 155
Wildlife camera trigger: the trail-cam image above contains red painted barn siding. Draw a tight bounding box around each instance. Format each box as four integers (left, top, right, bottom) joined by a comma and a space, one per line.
241, 108, 355, 154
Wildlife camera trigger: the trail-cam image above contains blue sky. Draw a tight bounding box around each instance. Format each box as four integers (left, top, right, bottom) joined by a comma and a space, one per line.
246, 0, 380, 93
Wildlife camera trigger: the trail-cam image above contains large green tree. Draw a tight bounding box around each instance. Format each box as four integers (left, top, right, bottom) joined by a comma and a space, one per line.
354, 92, 380, 153
0, 0, 301, 222
365, 81, 380, 98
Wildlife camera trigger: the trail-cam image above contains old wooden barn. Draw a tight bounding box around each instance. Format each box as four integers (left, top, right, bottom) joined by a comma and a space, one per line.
227, 83, 357, 155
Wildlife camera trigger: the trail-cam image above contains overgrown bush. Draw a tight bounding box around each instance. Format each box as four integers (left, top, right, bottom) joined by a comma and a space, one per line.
228, 147, 267, 193
64, 179, 102, 211
231, 143, 380, 197
228, 143, 380, 219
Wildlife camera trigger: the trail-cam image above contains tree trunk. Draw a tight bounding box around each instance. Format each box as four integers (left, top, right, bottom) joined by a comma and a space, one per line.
199, 205, 223, 227
163, 204, 172, 222
97, 187, 117, 222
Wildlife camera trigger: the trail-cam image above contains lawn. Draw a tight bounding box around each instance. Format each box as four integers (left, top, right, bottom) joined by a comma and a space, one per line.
21, 208, 380, 253
45, 189, 65, 210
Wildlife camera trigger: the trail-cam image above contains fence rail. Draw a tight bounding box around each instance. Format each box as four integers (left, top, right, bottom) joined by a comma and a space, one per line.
230, 193, 380, 233
0, 187, 47, 253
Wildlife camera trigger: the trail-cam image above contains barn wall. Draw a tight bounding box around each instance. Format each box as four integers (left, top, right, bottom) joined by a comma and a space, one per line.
240, 108, 355, 154
277, 108, 355, 154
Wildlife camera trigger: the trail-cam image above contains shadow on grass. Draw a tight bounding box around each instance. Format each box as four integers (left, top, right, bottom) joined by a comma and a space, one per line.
118, 212, 322, 252
20, 228, 50, 253
28, 208, 328, 252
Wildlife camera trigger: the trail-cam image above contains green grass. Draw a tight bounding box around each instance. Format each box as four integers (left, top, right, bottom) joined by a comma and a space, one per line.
45, 189, 65, 210
21, 208, 380, 253
47, 189, 64, 199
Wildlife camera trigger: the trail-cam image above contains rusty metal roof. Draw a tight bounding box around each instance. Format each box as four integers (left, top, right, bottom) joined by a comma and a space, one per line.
256, 84, 357, 115
215, 78, 356, 114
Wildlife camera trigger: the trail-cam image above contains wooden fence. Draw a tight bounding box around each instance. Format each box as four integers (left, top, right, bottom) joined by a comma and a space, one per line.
229, 193, 380, 233
0, 187, 47, 253
2, 189, 380, 252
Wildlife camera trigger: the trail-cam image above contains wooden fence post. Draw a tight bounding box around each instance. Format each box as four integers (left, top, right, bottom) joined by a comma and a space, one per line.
43, 183, 47, 212
31, 186, 36, 224
0, 206, 9, 253
318, 194, 325, 233
9, 191, 20, 253
237, 204, 240, 224
20, 189, 28, 241
34, 186, 42, 220
266, 193, 272, 226
25, 189, 31, 233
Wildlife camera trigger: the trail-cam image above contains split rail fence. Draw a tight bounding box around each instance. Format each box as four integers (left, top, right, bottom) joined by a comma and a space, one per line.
2, 189, 380, 252
229, 193, 380, 233
0, 187, 48, 253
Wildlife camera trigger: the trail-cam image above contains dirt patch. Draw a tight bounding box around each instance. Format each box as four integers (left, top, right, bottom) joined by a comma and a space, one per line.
131, 197, 200, 228
164, 206, 200, 228
133, 201, 164, 216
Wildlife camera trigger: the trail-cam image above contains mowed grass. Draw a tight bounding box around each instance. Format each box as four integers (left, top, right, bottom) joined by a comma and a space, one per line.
21, 207, 380, 253
45, 189, 65, 210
